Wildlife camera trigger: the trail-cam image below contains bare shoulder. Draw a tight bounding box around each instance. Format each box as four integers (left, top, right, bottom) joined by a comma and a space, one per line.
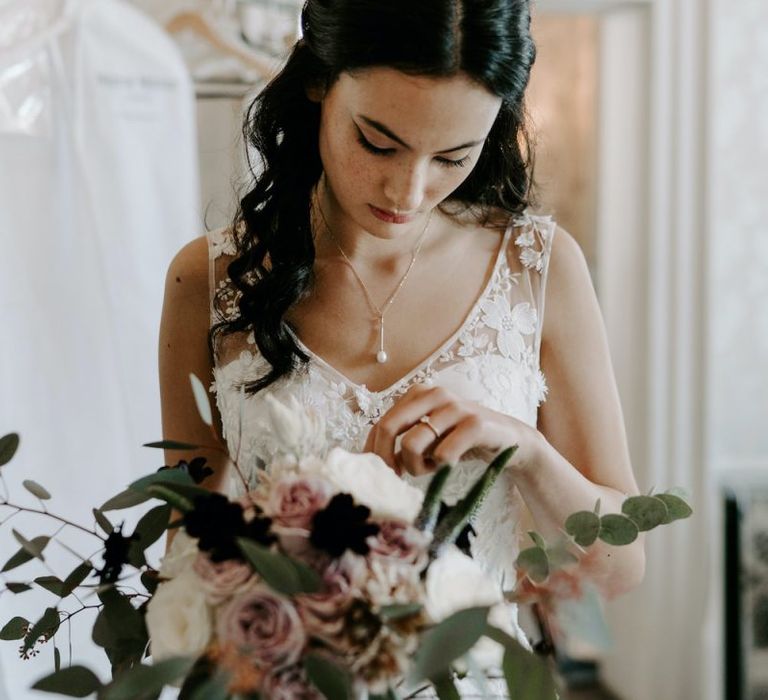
165, 234, 209, 300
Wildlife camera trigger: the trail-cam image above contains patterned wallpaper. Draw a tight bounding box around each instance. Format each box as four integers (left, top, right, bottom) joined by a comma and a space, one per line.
708, 0, 768, 467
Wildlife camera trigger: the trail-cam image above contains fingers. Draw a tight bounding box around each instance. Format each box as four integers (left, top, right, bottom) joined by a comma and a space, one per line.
397, 402, 469, 476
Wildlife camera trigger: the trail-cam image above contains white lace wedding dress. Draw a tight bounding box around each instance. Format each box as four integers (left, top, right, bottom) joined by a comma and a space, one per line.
207, 211, 557, 698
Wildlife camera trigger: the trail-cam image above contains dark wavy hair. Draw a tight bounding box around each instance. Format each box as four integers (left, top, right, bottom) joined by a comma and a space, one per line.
212, 0, 538, 393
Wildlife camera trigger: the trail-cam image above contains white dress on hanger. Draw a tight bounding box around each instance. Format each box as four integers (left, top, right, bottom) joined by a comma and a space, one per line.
208, 211, 557, 698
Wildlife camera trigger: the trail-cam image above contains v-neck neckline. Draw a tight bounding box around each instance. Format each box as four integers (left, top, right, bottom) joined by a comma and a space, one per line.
288, 216, 515, 397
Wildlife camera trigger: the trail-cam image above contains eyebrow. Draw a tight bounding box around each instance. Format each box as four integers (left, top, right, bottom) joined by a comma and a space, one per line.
358, 115, 483, 154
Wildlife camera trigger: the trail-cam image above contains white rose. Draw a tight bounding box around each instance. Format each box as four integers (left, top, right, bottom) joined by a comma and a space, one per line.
424, 546, 501, 622
158, 530, 198, 579
146, 569, 213, 661
310, 447, 424, 522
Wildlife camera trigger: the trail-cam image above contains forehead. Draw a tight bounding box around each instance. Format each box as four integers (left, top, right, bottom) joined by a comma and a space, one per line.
332, 68, 502, 144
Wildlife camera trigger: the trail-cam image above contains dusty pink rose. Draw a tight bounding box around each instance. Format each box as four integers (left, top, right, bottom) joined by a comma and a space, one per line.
295, 552, 368, 641
192, 552, 255, 604
367, 520, 431, 568
216, 586, 306, 669
266, 475, 333, 529
262, 664, 323, 700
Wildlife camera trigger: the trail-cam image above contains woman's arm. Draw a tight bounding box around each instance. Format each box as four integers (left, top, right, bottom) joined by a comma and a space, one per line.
514, 226, 645, 597
158, 235, 231, 546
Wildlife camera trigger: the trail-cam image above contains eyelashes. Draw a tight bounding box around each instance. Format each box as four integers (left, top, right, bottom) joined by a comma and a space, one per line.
355, 132, 471, 169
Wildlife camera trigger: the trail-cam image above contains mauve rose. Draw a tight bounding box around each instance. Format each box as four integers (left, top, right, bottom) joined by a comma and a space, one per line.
262, 664, 323, 700
367, 520, 431, 568
216, 586, 306, 669
192, 552, 255, 604
266, 475, 333, 529
296, 552, 368, 642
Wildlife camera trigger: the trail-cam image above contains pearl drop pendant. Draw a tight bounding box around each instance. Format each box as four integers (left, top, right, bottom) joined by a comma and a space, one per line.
376, 350, 388, 364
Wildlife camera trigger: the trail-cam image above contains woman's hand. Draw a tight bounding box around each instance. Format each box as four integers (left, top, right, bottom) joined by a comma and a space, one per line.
363, 383, 544, 476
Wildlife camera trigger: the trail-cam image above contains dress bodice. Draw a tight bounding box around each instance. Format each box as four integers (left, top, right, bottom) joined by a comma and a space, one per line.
208, 212, 557, 590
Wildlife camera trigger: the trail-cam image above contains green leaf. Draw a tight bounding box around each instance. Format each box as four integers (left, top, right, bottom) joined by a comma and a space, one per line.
34, 576, 67, 597
12, 529, 49, 561
1, 535, 49, 572
515, 546, 549, 583
598, 514, 639, 546
545, 541, 579, 570
5, 582, 32, 593
23, 607, 60, 653
564, 511, 601, 547
621, 496, 668, 531
93, 508, 114, 535
31, 665, 103, 697
23, 479, 51, 500
0, 432, 20, 466
145, 484, 194, 513
237, 539, 321, 595
101, 656, 196, 700
143, 440, 200, 450
188, 672, 232, 700
190, 373, 213, 426
666, 486, 691, 501
54, 645, 61, 672
594, 498, 602, 515
133, 504, 171, 549
431, 674, 461, 700
100, 488, 151, 512
656, 493, 693, 523
62, 562, 93, 595
379, 603, 423, 621
415, 465, 453, 532
0, 616, 29, 640
304, 653, 353, 700
129, 468, 195, 493
501, 642, 558, 700
408, 607, 489, 684
528, 531, 546, 549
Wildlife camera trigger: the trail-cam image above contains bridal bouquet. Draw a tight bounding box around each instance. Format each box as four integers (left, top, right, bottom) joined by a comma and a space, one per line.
0, 377, 692, 699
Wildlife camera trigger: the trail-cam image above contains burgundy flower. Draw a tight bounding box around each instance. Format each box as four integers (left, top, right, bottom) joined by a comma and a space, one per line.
262, 664, 323, 700
216, 586, 306, 669
310, 494, 379, 557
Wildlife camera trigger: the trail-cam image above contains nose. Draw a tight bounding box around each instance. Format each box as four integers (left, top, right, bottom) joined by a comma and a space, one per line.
382, 161, 427, 213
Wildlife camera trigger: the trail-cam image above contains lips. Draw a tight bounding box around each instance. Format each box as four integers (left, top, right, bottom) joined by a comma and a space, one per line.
368, 204, 416, 225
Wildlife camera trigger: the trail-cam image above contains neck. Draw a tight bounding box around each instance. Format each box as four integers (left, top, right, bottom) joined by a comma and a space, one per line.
311, 175, 435, 272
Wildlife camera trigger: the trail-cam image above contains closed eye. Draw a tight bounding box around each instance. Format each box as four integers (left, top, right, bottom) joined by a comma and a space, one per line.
355, 131, 471, 169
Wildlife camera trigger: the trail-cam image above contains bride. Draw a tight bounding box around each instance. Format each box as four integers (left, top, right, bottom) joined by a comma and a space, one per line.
159, 0, 645, 694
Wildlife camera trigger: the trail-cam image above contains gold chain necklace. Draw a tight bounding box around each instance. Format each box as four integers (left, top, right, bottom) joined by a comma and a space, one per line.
315, 198, 433, 365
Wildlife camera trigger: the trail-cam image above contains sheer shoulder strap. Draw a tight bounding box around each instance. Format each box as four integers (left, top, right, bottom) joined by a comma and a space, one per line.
511, 212, 557, 356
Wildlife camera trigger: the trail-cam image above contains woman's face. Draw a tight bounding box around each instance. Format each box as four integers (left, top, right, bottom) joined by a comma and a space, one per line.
312, 67, 502, 238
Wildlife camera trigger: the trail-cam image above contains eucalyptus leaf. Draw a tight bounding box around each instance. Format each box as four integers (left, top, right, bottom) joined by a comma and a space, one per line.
408, 607, 489, 684
34, 576, 67, 597
23, 607, 60, 653
100, 488, 151, 512
23, 479, 51, 500
656, 493, 693, 523
144, 484, 194, 513
93, 508, 114, 535
528, 531, 546, 549
0, 432, 20, 466
129, 468, 195, 493
621, 496, 668, 531
501, 642, 558, 700
31, 665, 103, 697
1, 535, 50, 572
545, 541, 580, 570
237, 539, 321, 595
379, 603, 423, 621
5, 582, 32, 593
133, 504, 172, 549
564, 511, 601, 547
63, 562, 93, 596
190, 373, 213, 426
0, 616, 29, 640
188, 672, 232, 700
666, 486, 691, 501
100, 656, 195, 700
593, 498, 601, 515
515, 546, 549, 583
304, 653, 353, 700
598, 514, 639, 546
13, 529, 49, 561
143, 440, 200, 450
54, 645, 61, 672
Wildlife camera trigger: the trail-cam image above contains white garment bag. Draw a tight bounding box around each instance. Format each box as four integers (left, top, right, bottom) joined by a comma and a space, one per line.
0, 0, 199, 696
